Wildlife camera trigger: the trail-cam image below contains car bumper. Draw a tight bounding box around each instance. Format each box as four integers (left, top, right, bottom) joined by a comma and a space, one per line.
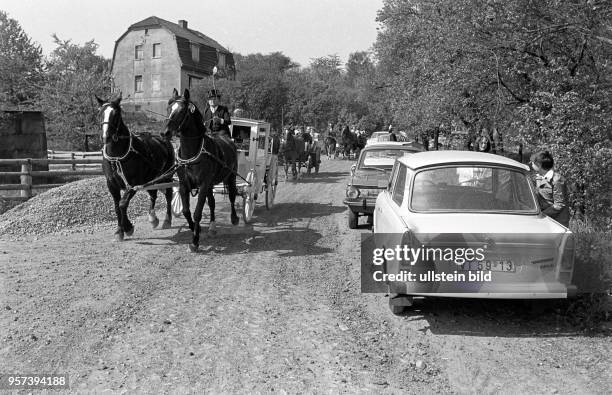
343, 197, 377, 214
384, 271, 577, 299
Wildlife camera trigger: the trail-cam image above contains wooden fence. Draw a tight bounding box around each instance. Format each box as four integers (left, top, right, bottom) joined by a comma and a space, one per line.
0, 151, 104, 201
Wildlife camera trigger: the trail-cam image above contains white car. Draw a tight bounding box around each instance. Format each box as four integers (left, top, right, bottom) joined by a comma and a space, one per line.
373, 151, 575, 314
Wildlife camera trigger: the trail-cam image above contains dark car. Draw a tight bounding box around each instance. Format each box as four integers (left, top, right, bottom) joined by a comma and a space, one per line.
343, 141, 425, 228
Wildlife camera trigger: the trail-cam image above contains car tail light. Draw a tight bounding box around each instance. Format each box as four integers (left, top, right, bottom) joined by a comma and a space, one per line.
346, 186, 360, 199
560, 234, 575, 271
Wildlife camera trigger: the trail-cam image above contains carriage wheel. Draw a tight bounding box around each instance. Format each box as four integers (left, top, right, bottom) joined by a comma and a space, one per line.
242, 171, 256, 223
265, 164, 278, 210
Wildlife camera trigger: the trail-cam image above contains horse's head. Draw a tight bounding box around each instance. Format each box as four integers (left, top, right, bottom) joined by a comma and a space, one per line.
96, 94, 125, 144
283, 128, 294, 142
165, 88, 200, 138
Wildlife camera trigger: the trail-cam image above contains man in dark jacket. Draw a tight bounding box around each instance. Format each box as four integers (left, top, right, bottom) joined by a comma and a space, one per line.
203, 89, 231, 138
388, 124, 398, 141
530, 151, 570, 227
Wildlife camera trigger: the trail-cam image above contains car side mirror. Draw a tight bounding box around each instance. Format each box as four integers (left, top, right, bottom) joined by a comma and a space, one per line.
350, 164, 356, 175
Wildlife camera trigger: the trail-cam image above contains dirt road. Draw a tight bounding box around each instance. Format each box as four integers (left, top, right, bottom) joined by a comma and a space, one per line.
1, 160, 610, 393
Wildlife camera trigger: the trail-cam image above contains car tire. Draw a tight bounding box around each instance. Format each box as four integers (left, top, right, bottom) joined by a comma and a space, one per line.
388, 295, 414, 315
348, 210, 358, 229
389, 298, 406, 315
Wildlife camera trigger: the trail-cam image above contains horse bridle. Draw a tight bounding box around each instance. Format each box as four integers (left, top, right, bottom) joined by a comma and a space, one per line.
167, 98, 196, 136
100, 103, 130, 144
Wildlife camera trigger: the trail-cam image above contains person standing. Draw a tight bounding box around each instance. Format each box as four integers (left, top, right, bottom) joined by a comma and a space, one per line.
388, 124, 397, 141
203, 89, 231, 139
530, 151, 570, 227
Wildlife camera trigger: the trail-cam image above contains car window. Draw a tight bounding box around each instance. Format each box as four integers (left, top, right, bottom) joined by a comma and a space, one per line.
391, 164, 408, 206
388, 161, 400, 193
411, 166, 537, 212
360, 149, 417, 169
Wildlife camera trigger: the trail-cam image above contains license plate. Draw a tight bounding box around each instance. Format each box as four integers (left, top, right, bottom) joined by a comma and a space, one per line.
460, 259, 516, 273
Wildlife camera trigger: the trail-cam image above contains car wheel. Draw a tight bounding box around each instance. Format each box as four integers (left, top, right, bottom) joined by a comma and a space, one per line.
388, 294, 413, 315
389, 301, 406, 315
348, 210, 358, 229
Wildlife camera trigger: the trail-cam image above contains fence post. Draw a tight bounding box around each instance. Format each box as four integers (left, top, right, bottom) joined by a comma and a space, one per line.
20, 159, 32, 199
71, 152, 76, 170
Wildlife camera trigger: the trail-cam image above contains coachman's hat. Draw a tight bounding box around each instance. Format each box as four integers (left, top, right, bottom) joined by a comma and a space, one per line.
207, 89, 221, 99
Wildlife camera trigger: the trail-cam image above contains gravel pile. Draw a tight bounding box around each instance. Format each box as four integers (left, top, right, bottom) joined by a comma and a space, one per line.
0, 177, 169, 237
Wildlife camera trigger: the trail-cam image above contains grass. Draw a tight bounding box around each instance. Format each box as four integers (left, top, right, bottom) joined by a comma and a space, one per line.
564, 217, 612, 331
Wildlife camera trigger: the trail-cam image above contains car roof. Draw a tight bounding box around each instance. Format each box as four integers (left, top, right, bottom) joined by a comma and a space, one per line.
397, 150, 530, 171
363, 141, 425, 150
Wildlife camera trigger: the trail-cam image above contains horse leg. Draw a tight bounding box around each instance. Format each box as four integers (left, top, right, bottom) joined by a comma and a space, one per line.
206, 189, 217, 235
190, 185, 208, 252
108, 182, 124, 241
227, 175, 240, 226
161, 187, 173, 229
180, 183, 195, 232
119, 189, 136, 237
147, 189, 160, 228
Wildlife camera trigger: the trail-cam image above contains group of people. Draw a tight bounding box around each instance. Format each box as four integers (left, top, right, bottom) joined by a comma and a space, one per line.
202, 91, 570, 227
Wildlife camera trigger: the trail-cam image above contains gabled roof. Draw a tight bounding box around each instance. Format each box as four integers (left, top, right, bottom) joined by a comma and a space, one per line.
398, 150, 530, 171
129, 16, 230, 53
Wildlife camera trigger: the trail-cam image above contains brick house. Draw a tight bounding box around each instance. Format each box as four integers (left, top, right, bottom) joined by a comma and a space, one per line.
110, 16, 235, 118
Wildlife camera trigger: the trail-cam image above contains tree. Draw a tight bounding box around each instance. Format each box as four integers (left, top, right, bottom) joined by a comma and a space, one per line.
192, 52, 297, 130
0, 10, 43, 106
39, 35, 111, 149
374, 0, 612, 225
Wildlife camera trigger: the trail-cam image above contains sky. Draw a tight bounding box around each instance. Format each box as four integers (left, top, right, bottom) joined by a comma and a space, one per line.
1, 0, 385, 68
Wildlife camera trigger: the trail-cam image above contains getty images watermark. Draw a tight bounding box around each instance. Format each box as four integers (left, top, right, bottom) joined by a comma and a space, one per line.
360, 233, 523, 294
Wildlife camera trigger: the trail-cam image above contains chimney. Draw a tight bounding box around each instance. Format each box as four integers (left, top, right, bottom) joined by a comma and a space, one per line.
178, 20, 188, 29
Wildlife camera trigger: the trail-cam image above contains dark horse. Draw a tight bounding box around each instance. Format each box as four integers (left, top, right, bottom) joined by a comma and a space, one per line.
279, 129, 307, 180
96, 95, 175, 241
324, 135, 337, 159
340, 126, 359, 159
164, 88, 239, 252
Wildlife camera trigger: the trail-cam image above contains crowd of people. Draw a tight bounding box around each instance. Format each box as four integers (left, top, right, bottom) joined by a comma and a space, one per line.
203, 89, 571, 227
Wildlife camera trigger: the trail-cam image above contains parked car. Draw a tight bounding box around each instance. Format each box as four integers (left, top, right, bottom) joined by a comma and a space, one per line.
343, 141, 425, 229
373, 151, 576, 314
366, 131, 392, 145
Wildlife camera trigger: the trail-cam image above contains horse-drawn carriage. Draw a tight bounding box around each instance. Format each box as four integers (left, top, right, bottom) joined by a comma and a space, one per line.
215, 117, 279, 223
98, 89, 279, 251
279, 129, 321, 179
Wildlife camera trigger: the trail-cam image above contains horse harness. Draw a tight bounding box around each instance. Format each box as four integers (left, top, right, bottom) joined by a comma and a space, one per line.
103, 132, 174, 191
171, 99, 252, 189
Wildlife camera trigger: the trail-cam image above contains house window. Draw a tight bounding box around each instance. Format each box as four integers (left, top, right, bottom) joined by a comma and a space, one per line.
134, 44, 143, 60
135, 75, 143, 92
153, 43, 161, 58
188, 75, 202, 89
191, 43, 199, 62
135, 105, 142, 112
218, 52, 226, 67
152, 74, 161, 91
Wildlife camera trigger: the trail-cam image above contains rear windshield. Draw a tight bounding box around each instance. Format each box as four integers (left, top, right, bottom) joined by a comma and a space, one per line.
359, 149, 418, 169
411, 166, 538, 212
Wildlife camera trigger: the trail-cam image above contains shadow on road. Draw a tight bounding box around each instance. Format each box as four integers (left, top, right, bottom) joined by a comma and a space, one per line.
262, 202, 346, 225
135, 202, 345, 257
280, 171, 347, 184
395, 298, 608, 338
